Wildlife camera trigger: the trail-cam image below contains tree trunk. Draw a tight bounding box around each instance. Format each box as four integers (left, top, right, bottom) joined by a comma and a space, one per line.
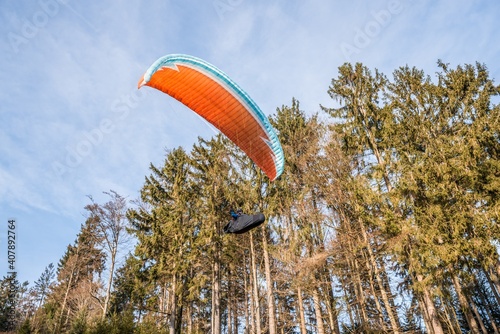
243, 256, 250, 334
339, 271, 355, 326
58, 275, 73, 332
169, 276, 177, 334
483, 304, 499, 334
312, 287, 325, 334
321, 270, 340, 334
476, 269, 499, 334
102, 249, 116, 318
297, 286, 307, 334
360, 223, 400, 333
57, 258, 79, 332
366, 267, 386, 330
227, 271, 238, 334
487, 267, 500, 307
186, 302, 193, 334
478, 289, 499, 334
249, 232, 262, 334
417, 274, 444, 334
350, 249, 368, 324
418, 295, 433, 334
359, 241, 385, 329
379, 250, 402, 330
232, 289, 239, 334
227, 275, 233, 334
262, 228, 276, 334
452, 275, 480, 334
159, 283, 167, 318
442, 302, 459, 334
211, 243, 221, 334
469, 296, 487, 334
495, 260, 500, 293
175, 303, 183, 334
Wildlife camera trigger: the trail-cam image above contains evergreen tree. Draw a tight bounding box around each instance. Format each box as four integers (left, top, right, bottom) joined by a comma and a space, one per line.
324, 61, 500, 333
387, 61, 500, 333
109, 253, 147, 315
323, 64, 403, 332
18, 59, 500, 334
129, 146, 213, 333
0, 273, 21, 331
42, 216, 106, 333
33, 263, 56, 310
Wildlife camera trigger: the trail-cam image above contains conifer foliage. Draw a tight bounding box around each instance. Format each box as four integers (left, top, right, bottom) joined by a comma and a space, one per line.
9, 61, 500, 333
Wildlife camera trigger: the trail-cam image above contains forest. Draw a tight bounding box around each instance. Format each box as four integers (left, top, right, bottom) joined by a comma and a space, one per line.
1, 61, 499, 334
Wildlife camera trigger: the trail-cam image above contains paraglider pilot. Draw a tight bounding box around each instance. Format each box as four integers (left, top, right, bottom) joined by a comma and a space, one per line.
223, 209, 266, 234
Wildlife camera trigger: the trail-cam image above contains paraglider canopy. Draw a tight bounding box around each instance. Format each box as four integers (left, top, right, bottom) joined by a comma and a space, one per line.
138, 54, 284, 181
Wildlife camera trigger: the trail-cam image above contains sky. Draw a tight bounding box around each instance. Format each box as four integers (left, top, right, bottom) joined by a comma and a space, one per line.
1, 0, 499, 285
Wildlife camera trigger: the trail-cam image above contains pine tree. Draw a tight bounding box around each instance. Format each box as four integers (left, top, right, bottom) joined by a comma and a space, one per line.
324, 63, 403, 332
189, 135, 237, 334
323, 60, 500, 333
33, 263, 56, 310
109, 253, 146, 315
0, 273, 21, 331
42, 216, 105, 333
268, 100, 343, 333
128, 144, 226, 333
387, 62, 500, 332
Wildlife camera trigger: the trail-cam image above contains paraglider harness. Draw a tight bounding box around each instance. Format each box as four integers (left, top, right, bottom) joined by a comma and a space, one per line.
223, 209, 265, 234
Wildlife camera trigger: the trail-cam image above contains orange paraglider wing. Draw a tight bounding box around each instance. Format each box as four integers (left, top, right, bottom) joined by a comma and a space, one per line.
138, 54, 284, 181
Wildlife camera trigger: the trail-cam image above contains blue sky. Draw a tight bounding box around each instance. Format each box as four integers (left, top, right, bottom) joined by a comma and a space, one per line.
1, 0, 499, 284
